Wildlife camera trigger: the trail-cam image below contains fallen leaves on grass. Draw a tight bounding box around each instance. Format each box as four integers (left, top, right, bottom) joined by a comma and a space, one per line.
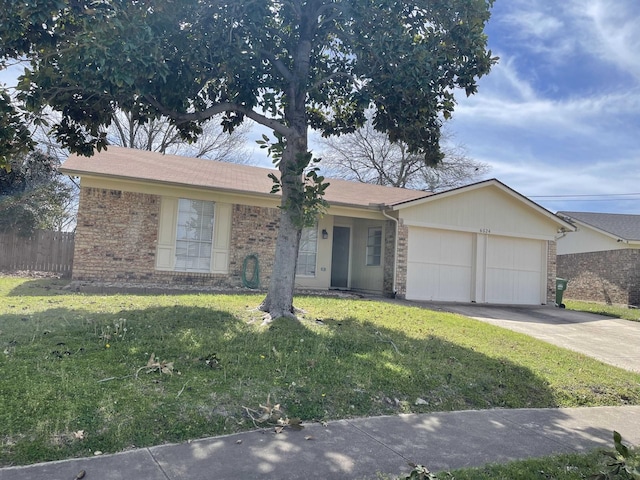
135, 353, 175, 378
242, 394, 304, 433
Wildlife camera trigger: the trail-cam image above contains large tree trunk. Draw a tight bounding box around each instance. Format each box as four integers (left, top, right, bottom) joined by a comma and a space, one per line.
259, 3, 316, 320
259, 134, 307, 320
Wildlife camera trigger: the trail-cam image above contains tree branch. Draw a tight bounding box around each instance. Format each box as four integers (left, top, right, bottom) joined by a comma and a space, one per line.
143, 96, 294, 137
259, 49, 293, 83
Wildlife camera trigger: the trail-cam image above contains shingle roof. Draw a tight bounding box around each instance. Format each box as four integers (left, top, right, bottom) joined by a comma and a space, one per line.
61, 146, 430, 209
557, 211, 640, 241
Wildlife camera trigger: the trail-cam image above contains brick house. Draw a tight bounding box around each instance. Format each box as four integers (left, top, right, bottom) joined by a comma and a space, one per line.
61, 147, 573, 304
557, 211, 640, 306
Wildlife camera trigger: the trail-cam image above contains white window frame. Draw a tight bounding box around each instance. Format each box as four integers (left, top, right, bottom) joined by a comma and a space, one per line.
174, 198, 215, 273
296, 224, 318, 277
366, 227, 382, 267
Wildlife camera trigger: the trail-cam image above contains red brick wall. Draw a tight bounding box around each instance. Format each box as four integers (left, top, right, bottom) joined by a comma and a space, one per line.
383, 219, 396, 297
547, 240, 557, 304
557, 249, 640, 306
394, 219, 409, 299
72, 187, 281, 289
73, 188, 160, 282
227, 204, 280, 289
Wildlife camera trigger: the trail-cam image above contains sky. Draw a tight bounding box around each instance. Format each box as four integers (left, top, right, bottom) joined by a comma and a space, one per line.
446, 0, 640, 214
2, 0, 639, 214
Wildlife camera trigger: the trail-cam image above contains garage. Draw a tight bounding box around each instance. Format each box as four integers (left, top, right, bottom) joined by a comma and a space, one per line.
395, 180, 573, 305
406, 228, 546, 304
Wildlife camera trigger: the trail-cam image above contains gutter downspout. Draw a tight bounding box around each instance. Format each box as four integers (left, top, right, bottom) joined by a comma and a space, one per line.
382, 208, 399, 298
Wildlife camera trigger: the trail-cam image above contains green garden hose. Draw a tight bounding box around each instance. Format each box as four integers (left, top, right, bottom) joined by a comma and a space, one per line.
241, 253, 260, 289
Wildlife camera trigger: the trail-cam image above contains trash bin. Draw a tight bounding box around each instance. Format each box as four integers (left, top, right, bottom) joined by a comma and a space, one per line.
556, 278, 568, 308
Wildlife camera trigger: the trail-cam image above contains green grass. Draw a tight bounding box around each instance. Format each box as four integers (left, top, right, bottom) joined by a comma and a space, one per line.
388, 446, 640, 479
565, 299, 640, 322
1, 276, 640, 467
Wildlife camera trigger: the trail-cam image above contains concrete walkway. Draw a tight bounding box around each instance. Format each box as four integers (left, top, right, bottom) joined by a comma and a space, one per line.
2, 406, 639, 480
420, 303, 640, 373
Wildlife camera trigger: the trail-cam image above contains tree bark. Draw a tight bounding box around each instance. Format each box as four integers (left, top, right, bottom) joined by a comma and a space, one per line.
259, 134, 307, 319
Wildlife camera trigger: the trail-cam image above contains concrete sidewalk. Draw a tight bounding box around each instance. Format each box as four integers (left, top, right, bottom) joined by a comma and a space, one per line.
2, 406, 639, 480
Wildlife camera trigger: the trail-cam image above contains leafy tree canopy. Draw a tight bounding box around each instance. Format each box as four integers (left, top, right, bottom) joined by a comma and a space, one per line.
0, 150, 75, 236
1, 0, 497, 318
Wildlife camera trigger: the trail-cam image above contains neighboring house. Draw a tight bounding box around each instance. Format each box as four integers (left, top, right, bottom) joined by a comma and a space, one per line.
60, 147, 573, 304
556, 211, 640, 306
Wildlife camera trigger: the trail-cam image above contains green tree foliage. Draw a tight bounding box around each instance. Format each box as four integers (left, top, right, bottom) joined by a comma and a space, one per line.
0, 91, 33, 169
1, 0, 497, 318
0, 151, 75, 236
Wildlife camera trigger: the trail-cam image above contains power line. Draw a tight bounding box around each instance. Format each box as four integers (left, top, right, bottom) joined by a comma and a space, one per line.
538, 198, 640, 202
529, 193, 640, 199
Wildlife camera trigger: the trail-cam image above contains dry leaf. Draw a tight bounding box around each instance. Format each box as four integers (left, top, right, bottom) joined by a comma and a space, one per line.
235, 439, 242, 444
146, 353, 157, 367
274, 426, 284, 434
143, 353, 174, 375
287, 417, 304, 430
305, 435, 314, 441
75, 470, 86, 480
73, 430, 85, 440
160, 362, 174, 375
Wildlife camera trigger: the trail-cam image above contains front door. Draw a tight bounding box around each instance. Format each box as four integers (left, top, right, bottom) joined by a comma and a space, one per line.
331, 226, 350, 288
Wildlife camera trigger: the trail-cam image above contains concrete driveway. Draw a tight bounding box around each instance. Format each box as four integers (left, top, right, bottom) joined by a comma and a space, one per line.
418, 303, 640, 373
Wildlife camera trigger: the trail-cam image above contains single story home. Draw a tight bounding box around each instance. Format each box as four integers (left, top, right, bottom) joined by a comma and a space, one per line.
557, 211, 640, 306
60, 146, 574, 304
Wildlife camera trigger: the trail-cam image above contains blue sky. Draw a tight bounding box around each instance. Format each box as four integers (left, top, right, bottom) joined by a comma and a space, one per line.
448, 0, 640, 214
2, 1, 639, 214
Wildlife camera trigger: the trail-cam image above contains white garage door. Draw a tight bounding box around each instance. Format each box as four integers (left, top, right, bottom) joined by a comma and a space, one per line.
485, 235, 544, 304
406, 228, 473, 302
406, 228, 546, 304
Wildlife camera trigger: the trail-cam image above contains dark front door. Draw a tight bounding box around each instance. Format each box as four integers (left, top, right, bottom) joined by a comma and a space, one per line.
331, 226, 350, 288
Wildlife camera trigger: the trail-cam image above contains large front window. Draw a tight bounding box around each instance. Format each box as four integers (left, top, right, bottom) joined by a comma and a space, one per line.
296, 225, 318, 276
175, 199, 215, 272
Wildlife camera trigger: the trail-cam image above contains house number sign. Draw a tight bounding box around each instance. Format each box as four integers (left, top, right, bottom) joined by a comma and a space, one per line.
479, 228, 491, 234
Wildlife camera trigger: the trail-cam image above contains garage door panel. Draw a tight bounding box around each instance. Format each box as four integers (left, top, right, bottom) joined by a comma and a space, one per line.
486, 268, 541, 304
407, 263, 472, 302
406, 228, 472, 302
487, 236, 542, 270
486, 236, 544, 304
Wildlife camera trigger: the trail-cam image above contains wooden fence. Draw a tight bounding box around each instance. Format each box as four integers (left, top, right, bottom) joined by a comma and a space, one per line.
0, 230, 75, 277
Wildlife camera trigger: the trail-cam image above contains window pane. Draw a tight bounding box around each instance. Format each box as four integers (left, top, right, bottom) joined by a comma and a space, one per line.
175, 199, 215, 272
366, 227, 382, 266
296, 224, 318, 276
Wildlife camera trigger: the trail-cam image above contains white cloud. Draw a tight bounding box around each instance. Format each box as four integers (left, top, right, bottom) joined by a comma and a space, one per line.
454, 58, 640, 143
576, 0, 640, 79
494, 1, 576, 61
473, 150, 640, 214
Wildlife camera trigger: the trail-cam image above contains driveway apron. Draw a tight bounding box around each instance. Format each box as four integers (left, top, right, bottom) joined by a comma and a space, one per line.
416, 303, 640, 373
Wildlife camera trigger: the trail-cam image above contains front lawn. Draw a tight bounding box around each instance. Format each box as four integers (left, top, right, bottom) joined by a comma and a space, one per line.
1, 276, 639, 466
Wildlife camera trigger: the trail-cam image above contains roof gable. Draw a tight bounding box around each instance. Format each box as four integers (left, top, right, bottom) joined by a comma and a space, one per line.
60, 146, 429, 209
393, 179, 575, 233
557, 211, 640, 242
